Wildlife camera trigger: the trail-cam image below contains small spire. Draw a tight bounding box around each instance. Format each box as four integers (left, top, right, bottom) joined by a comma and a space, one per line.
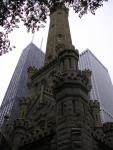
31, 32, 35, 43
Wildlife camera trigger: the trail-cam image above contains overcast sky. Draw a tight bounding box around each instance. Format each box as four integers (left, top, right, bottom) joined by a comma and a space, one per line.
0, 0, 113, 105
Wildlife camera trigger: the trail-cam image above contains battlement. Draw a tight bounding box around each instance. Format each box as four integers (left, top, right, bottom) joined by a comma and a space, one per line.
22, 127, 54, 146
53, 69, 92, 94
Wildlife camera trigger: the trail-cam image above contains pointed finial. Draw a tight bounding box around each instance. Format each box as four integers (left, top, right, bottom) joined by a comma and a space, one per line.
31, 32, 35, 43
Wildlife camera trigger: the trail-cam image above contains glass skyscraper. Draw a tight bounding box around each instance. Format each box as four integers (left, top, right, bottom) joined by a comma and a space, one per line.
79, 49, 113, 122
0, 43, 44, 126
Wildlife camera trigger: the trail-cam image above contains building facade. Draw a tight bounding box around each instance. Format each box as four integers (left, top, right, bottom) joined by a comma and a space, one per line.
0, 3, 113, 150
0, 43, 44, 125
79, 49, 113, 122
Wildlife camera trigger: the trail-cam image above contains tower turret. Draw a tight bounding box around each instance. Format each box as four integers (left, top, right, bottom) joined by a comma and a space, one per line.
11, 97, 28, 150
58, 47, 79, 73
90, 100, 102, 128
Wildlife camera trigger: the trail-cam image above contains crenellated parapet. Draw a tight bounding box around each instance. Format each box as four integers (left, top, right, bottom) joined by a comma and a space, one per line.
21, 127, 55, 146
53, 70, 92, 98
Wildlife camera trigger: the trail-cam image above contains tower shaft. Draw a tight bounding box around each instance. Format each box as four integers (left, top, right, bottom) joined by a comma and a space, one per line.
45, 5, 72, 64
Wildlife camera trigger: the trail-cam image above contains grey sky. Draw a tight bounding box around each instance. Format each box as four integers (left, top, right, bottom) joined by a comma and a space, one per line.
0, 0, 113, 105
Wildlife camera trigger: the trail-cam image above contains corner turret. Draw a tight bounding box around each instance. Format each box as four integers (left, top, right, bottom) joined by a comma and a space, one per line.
90, 100, 102, 128
11, 97, 28, 150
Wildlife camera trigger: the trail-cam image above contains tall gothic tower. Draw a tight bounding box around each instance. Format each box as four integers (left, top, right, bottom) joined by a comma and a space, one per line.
0, 3, 113, 150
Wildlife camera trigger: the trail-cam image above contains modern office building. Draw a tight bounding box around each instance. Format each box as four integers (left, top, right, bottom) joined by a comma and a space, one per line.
79, 49, 113, 122
0, 43, 44, 126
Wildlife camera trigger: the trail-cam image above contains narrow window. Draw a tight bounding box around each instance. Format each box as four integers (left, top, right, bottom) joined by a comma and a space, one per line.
69, 58, 71, 68
96, 114, 98, 121
61, 102, 64, 115
72, 100, 76, 113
